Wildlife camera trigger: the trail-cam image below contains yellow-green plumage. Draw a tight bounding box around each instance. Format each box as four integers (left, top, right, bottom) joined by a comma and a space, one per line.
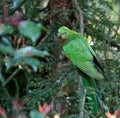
58, 26, 104, 112
58, 26, 103, 80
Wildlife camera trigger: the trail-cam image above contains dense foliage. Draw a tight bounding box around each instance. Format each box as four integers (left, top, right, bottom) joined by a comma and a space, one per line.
0, 0, 120, 118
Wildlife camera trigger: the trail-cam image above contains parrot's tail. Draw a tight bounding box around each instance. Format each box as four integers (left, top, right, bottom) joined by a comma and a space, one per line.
81, 73, 98, 113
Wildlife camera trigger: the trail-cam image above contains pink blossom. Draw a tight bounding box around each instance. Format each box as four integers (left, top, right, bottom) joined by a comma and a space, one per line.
0, 107, 7, 118
38, 102, 52, 116
106, 110, 119, 118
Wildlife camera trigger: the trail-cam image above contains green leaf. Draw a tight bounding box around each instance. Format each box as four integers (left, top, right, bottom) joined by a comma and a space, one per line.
5, 56, 17, 69
1, 37, 12, 46
30, 110, 44, 118
0, 24, 14, 35
18, 21, 42, 43
14, 46, 49, 59
22, 57, 41, 72
0, 44, 15, 55
5, 56, 41, 71
13, 0, 25, 8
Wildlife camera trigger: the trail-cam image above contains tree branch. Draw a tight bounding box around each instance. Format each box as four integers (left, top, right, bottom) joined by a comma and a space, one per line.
72, 0, 84, 34
2, 68, 21, 86
77, 76, 86, 118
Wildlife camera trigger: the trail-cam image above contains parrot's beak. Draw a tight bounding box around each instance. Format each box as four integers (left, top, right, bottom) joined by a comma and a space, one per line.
57, 32, 62, 39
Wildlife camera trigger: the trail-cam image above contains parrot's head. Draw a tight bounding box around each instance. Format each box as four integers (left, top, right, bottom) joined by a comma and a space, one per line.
57, 26, 70, 40
57, 26, 79, 44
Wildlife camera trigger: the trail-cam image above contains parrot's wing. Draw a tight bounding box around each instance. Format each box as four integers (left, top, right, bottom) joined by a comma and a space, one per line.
63, 38, 104, 79
72, 59, 104, 79
79, 34, 104, 71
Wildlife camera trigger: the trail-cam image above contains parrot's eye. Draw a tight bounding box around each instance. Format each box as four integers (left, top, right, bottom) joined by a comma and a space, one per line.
64, 32, 67, 34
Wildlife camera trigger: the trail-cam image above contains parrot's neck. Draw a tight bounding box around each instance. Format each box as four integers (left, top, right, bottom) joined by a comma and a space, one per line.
59, 38, 68, 47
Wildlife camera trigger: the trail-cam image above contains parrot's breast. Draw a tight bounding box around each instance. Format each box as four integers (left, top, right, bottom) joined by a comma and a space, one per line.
63, 39, 93, 61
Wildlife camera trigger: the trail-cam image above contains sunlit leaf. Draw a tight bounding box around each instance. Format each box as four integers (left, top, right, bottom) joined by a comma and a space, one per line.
54, 114, 60, 118
1, 37, 12, 46
14, 46, 49, 59
22, 57, 41, 72
57, 91, 68, 97
13, 0, 25, 8
0, 24, 14, 35
0, 44, 15, 55
18, 21, 42, 43
30, 110, 43, 118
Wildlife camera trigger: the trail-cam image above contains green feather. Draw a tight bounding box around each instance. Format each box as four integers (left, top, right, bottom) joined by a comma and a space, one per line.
81, 73, 98, 112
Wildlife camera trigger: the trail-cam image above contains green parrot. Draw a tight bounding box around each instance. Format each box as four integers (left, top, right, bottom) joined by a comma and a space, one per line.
57, 26, 104, 112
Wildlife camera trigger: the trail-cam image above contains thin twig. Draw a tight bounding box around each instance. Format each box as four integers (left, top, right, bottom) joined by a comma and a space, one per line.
2, 68, 21, 86
36, 32, 51, 48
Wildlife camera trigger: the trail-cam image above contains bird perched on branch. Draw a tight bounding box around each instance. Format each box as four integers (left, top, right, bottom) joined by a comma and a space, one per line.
57, 26, 104, 112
